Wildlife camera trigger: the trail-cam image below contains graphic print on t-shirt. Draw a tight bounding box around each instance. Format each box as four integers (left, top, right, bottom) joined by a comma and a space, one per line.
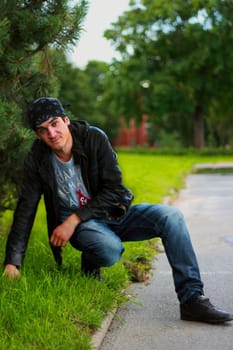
51, 154, 90, 214
77, 189, 89, 207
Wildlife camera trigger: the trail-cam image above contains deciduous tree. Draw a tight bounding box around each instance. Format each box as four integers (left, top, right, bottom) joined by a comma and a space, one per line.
104, 0, 233, 148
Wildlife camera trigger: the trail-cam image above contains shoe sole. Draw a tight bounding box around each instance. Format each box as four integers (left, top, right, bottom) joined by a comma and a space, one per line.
181, 315, 233, 324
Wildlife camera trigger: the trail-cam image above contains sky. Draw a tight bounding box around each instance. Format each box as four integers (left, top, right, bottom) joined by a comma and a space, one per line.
67, 0, 130, 68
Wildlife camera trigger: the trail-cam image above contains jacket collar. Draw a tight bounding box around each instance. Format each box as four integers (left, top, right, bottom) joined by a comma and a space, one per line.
36, 120, 89, 181
69, 120, 89, 159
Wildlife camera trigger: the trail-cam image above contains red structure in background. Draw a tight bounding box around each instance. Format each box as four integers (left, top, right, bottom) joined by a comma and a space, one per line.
114, 114, 149, 147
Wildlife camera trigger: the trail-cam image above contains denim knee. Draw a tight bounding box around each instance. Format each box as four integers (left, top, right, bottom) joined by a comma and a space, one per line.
69, 222, 125, 268
155, 205, 185, 237
98, 239, 124, 267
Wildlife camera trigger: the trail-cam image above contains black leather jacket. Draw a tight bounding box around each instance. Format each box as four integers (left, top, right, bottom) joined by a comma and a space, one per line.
4, 120, 133, 267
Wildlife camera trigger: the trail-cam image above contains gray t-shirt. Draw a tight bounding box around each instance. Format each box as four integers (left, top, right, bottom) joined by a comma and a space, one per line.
51, 153, 90, 221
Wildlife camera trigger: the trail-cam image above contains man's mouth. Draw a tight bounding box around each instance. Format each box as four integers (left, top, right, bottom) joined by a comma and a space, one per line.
50, 137, 60, 144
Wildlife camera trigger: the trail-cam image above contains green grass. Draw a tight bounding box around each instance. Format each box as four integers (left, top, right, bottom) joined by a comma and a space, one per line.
0, 153, 233, 349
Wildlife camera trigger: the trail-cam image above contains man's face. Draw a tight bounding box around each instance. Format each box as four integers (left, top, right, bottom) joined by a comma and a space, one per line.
36, 116, 72, 152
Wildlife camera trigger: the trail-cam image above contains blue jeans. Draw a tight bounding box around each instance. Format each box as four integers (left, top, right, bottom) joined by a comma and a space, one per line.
69, 204, 204, 303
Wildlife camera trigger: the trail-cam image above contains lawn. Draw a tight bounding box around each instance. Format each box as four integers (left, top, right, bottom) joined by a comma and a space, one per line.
0, 153, 233, 349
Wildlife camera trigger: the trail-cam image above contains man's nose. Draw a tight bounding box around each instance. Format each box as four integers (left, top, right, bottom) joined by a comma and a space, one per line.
47, 127, 56, 137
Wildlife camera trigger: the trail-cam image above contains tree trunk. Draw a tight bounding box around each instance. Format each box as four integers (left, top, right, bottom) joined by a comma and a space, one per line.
193, 106, 205, 148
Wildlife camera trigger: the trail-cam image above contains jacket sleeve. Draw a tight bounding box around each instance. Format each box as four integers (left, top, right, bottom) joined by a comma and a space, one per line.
4, 152, 42, 267
75, 127, 133, 221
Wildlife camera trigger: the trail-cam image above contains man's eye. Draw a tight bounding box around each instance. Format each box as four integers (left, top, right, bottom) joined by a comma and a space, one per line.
38, 128, 46, 134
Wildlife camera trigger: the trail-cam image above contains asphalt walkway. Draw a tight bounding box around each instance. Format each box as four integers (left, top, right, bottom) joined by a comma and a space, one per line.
99, 168, 233, 350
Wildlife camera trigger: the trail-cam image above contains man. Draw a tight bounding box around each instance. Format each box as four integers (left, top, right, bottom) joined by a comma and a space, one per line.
4, 97, 233, 324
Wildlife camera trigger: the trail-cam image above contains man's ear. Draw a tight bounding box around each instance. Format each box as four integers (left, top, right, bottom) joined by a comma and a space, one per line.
64, 116, 70, 125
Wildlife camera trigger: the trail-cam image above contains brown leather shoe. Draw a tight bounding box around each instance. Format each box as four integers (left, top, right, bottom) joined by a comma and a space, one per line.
180, 295, 233, 323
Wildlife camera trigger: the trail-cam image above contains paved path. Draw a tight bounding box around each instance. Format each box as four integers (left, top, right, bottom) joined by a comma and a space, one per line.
100, 172, 233, 350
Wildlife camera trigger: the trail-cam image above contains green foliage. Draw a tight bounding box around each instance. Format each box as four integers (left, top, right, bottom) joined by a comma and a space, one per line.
55, 57, 123, 140
56, 58, 111, 129
156, 130, 182, 148
104, 0, 233, 148
0, 100, 34, 211
55, 57, 93, 119
0, 0, 88, 102
0, 0, 88, 209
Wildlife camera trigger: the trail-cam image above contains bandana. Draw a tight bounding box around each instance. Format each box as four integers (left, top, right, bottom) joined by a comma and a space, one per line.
27, 97, 66, 129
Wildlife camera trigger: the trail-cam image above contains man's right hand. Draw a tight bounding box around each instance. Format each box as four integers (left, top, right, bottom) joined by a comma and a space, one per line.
4, 264, 21, 279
